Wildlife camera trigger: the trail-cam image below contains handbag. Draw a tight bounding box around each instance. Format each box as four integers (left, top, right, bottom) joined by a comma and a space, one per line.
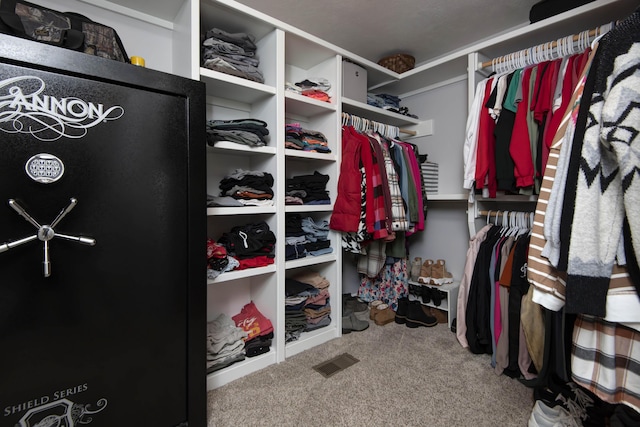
0, 0, 130, 62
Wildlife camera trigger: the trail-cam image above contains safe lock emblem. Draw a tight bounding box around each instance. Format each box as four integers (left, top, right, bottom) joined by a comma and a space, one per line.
0, 198, 96, 277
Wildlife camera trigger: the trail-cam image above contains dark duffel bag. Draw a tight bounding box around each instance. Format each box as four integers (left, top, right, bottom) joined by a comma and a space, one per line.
0, 0, 130, 62
529, 0, 595, 23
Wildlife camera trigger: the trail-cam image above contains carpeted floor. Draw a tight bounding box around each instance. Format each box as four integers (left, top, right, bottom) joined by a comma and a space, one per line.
207, 320, 534, 426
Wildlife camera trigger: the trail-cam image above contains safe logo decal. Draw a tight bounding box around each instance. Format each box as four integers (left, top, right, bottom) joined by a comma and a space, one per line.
15, 397, 107, 427
0, 76, 124, 141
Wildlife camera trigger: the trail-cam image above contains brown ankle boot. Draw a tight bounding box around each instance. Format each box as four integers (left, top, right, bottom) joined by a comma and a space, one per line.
429, 307, 448, 324
431, 259, 453, 285
417, 259, 434, 284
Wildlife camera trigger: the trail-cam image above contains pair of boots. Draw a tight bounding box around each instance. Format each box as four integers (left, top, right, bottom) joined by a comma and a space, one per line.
417, 259, 453, 285
408, 283, 447, 307
342, 294, 369, 334
394, 297, 445, 328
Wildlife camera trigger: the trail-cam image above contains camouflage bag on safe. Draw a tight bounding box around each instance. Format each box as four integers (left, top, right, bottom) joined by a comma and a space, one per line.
0, 0, 130, 63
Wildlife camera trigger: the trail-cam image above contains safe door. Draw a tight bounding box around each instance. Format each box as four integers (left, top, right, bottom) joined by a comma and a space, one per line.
0, 44, 205, 427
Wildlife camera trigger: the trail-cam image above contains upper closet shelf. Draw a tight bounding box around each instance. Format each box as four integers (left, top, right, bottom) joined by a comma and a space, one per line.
363, 0, 638, 95
207, 142, 277, 156
207, 264, 277, 285
285, 92, 336, 117
342, 97, 421, 127
207, 206, 277, 216
284, 149, 336, 162
285, 254, 336, 270
200, 68, 276, 103
285, 204, 334, 213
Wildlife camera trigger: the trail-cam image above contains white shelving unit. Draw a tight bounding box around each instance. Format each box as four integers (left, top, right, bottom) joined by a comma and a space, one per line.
282, 33, 342, 359
61, 0, 638, 391
408, 281, 460, 329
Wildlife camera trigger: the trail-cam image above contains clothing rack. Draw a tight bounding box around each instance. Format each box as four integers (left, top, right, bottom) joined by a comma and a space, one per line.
478, 22, 615, 72
341, 112, 417, 138
479, 209, 534, 229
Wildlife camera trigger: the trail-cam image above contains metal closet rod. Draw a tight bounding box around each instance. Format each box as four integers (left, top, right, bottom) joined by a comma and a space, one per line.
478, 22, 615, 70
479, 209, 535, 227
479, 209, 533, 218
341, 112, 416, 136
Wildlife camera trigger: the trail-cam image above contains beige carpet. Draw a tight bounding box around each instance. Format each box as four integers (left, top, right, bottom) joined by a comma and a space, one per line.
207, 320, 534, 426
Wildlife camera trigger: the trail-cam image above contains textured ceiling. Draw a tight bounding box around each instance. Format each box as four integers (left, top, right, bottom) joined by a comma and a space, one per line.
234, 0, 541, 65
102, 0, 541, 65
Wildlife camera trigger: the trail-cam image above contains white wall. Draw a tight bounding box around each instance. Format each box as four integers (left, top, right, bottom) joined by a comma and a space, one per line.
32, 0, 175, 74
401, 79, 471, 281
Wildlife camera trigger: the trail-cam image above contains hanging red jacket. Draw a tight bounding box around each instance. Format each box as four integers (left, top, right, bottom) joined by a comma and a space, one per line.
475, 77, 498, 197
330, 125, 364, 232
509, 67, 535, 189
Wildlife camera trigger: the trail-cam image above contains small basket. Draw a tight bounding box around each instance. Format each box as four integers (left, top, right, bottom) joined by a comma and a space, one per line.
377, 53, 415, 73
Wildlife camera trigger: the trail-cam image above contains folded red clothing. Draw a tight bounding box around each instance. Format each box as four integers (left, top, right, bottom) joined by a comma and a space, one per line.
232, 301, 274, 341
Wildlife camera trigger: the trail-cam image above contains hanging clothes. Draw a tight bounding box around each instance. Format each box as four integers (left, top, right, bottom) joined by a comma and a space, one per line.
464, 46, 594, 198
524, 9, 640, 414
331, 119, 427, 311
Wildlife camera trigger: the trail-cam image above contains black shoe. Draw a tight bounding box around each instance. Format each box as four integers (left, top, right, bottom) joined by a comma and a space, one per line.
395, 297, 409, 324
405, 301, 438, 328
408, 283, 421, 297
420, 286, 432, 304
432, 290, 446, 307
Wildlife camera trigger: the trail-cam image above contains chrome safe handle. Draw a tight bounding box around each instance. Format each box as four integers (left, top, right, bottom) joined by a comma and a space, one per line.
1, 198, 96, 277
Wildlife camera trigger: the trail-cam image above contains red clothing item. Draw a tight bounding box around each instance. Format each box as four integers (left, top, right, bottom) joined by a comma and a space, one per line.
509, 67, 535, 189
359, 131, 391, 240
532, 61, 552, 124
542, 55, 578, 172
474, 77, 498, 197
235, 255, 275, 270
232, 301, 274, 341
536, 59, 561, 176
330, 126, 364, 232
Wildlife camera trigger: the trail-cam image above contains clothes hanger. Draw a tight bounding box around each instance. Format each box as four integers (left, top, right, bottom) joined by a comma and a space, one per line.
591, 27, 606, 49
555, 38, 562, 60
507, 211, 518, 237
501, 211, 511, 236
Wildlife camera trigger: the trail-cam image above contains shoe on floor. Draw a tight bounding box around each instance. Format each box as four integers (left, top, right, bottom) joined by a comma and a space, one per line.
344, 296, 368, 314
373, 303, 396, 326
369, 300, 383, 320
395, 297, 409, 324
342, 312, 369, 334
429, 307, 448, 324
352, 305, 370, 323
528, 400, 578, 427
405, 301, 438, 328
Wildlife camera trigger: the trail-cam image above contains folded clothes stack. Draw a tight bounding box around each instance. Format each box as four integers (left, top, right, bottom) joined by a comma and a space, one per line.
206, 118, 269, 148
285, 77, 332, 102
201, 27, 264, 83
